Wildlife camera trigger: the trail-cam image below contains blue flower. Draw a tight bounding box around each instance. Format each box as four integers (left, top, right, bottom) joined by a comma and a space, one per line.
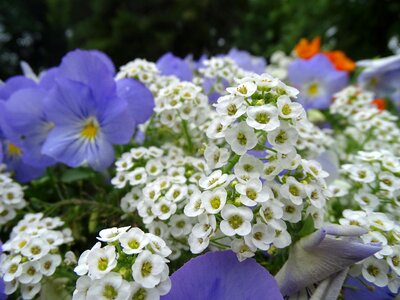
358, 54, 400, 105
288, 54, 348, 110
162, 250, 283, 300
42, 49, 152, 170
227, 48, 266, 74
157, 52, 193, 81
275, 224, 381, 297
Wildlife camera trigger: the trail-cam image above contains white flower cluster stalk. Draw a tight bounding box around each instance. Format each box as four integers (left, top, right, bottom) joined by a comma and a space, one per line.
0, 213, 73, 299
340, 209, 400, 293
72, 226, 171, 300
112, 145, 208, 259
115, 58, 179, 96
0, 164, 26, 224
330, 86, 400, 156
197, 57, 251, 96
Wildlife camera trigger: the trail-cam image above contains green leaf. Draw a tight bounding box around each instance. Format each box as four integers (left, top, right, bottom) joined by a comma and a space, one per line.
298, 215, 315, 238
60, 168, 93, 183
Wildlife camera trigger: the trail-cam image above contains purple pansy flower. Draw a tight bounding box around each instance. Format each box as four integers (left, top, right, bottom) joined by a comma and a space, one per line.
358, 54, 400, 105
157, 52, 193, 81
288, 54, 348, 110
0, 242, 5, 300
42, 49, 153, 170
163, 250, 283, 300
275, 224, 381, 297
227, 48, 266, 74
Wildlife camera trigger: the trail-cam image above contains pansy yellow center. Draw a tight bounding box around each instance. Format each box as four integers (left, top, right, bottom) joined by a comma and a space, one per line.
307, 83, 319, 96
7, 143, 22, 156
81, 119, 99, 140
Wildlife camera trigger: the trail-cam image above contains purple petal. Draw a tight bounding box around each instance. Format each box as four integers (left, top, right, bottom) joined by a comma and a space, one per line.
275, 226, 381, 297
157, 52, 193, 81
162, 250, 283, 300
58, 49, 116, 102
4, 88, 55, 167
227, 48, 266, 74
116, 78, 154, 124
343, 276, 396, 300
44, 78, 97, 125
0, 76, 36, 100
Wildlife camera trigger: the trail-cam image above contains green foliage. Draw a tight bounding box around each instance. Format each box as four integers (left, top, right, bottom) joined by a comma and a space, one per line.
0, 0, 399, 78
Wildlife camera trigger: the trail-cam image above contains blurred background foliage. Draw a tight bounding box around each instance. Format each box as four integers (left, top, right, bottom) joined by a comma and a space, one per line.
0, 0, 399, 78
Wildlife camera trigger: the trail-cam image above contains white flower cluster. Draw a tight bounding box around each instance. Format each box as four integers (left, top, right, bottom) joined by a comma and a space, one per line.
73, 226, 171, 300
0, 165, 26, 224
115, 58, 179, 95
331, 150, 400, 217
153, 81, 211, 135
330, 86, 400, 156
340, 209, 400, 293
198, 57, 250, 96
112, 145, 208, 259
0, 213, 73, 299
188, 74, 331, 260
265, 51, 293, 80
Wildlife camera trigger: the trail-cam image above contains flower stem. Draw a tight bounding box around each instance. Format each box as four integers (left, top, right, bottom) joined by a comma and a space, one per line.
181, 119, 194, 155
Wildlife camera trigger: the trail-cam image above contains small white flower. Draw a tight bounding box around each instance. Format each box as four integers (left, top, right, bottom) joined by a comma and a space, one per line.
246, 222, 274, 251
281, 198, 303, 223
202, 188, 227, 214
192, 214, 217, 238
97, 226, 130, 243
199, 170, 233, 190
354, 192, 379, 210
188, 233, 210, 254
226, 81, 257, 97
183, 191, 205, 217
268, 219, 291, 248
20, 283, 41, 300
259, 200, 284, 224
165, 184, 187, 202
72, 276, 92, 300
127, 167, 147, 186
152, 198, 177, 220
267, 123, 298, 154
86, 272, 131, 300
277, 95, 303, 119
19, 261, 42, 284
119, 227, 149, 255
235, 178, 270, 206
169, 215, 192, 238
1, 255, 23, 282
362, 257, 389, 287
215, 95, 246, 121
231, 238, 257, 262
204, 144, 230, 169
225, 122, 258, 155
39, 254, 62, 276
21, 238, 50, 261
234, 154, 264, 182
246, 105, 280, 131
280, 177, 305, 205
132, 250, 169, 289
87, 245, 117, 279
220, 204, 253, 236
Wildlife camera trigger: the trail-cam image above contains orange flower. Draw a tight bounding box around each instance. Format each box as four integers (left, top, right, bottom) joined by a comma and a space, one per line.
323, 51, 355, 72
294, 37, 321, 59
372, 98, 386, 111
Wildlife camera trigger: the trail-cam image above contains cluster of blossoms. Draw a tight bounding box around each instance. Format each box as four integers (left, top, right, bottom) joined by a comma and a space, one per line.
0, 164, 26, 224
115, 58, 180, 96
339, 209, 400, 293
197, 57, 251, 101
189, 73, 332, 260
330, 86, 400, 156
73, 226, 171, 300
112, 145, 207, 258
0, 213, 73, 299
151, 81, 212, 145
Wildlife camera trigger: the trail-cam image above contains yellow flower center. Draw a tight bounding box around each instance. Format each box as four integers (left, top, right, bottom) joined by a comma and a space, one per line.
307, 83, 319, 96
81, 119, 99, 140
7, 143, 22, 156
